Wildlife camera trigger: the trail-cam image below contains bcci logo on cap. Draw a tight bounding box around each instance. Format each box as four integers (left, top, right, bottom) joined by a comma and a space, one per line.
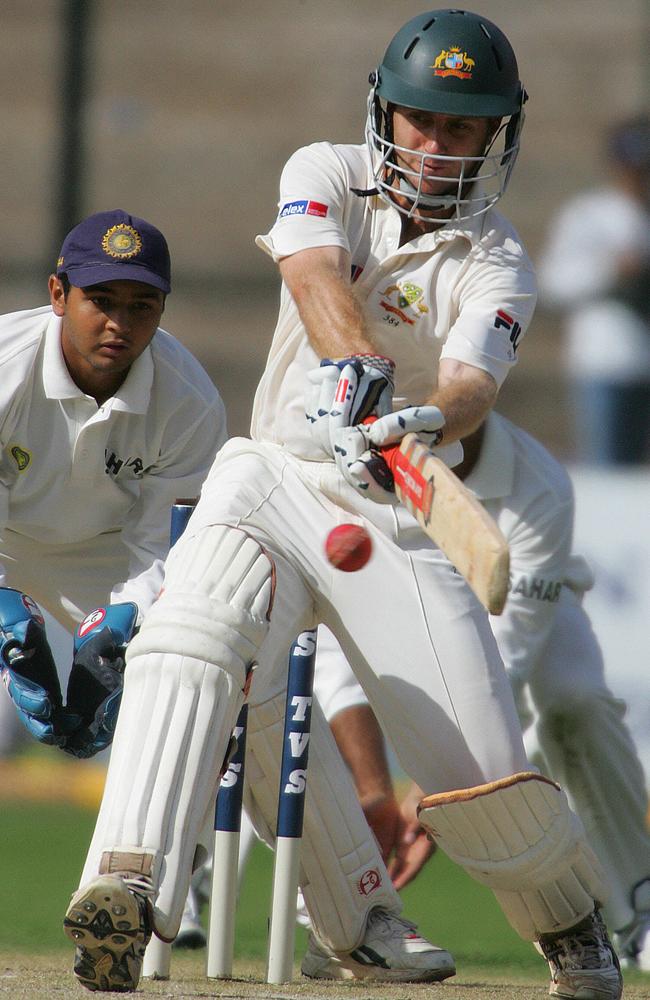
102, 224, 143, 259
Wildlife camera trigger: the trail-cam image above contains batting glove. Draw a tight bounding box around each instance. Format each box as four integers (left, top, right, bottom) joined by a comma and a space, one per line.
305, 355, 395, 457
61, 602, 138, 759
367, 405, 464, 469
366, 405, 445, 448
332, 423, 398, 504
333, 405, 461, 504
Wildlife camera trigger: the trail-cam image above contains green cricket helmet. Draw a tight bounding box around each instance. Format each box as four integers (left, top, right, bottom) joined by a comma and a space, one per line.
366, 8, 527, 222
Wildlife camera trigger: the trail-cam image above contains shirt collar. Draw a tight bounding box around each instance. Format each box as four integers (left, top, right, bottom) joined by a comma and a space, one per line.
42, 309, 154, 413
43, 313, 82, 399
364, 148, 490, 246
110, 347, 154, 413
463, 412, 515, 501
370, 186, 489, 252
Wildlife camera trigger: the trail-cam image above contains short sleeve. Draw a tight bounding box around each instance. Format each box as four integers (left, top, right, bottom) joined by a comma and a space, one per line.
256, 143, 352, 262
440, 253, 537, 387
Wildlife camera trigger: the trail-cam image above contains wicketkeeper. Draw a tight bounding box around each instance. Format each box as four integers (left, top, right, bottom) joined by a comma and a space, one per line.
0, 209, 226, 760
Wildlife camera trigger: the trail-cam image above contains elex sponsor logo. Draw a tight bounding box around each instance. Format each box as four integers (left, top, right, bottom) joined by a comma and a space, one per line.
279, 199, 328, 219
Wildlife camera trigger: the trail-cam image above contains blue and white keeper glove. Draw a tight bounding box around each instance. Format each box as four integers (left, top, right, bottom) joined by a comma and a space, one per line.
0, 588, 138, 757
62, 602, 139, 759
305, 354, 395, 457
0, 588, 66, 746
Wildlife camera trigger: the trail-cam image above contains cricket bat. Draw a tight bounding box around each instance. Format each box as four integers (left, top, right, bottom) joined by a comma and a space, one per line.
376, 431, 510, 615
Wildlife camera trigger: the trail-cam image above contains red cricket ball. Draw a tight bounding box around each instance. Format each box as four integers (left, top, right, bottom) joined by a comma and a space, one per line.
325, 523, 373, 572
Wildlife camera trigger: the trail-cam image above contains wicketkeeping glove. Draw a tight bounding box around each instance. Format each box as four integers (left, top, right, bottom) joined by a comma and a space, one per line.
61, 602, 138, 759
305, 354, 395, 457
0, 587, 67, 746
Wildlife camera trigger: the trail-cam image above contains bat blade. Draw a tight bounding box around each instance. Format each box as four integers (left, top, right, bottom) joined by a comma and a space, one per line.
388, 433, 509, 614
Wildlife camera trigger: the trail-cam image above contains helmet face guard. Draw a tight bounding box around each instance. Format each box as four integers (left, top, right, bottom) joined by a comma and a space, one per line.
366, 9, 527, 224
366, 86, 525, 223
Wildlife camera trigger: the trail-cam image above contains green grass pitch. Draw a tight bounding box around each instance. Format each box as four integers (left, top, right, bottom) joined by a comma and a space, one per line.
0, 798, 545, 968
1, 800, 648, 998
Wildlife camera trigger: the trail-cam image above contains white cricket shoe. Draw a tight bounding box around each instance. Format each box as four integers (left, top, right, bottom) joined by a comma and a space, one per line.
538, 909, 623, 999
64, 874, 153, 992
614, 912, 650, 972
301, 907, 455, 982
173, 885, 206, 950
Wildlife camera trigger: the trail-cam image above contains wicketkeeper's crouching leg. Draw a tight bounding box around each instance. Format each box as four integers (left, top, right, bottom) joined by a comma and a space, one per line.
63, 524, 274, 993
418, 772, 623, 999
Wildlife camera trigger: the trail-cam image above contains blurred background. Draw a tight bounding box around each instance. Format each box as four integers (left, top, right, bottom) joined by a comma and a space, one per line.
2, 0, 648, 446
1, 0, 648, 801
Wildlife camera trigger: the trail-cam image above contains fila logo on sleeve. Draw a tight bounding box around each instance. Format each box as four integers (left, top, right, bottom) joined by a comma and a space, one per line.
279, 199, 329, 219
494, 309, 523, 353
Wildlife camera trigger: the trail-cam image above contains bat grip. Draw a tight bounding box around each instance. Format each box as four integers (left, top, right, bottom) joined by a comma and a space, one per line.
362, 416, 402, 476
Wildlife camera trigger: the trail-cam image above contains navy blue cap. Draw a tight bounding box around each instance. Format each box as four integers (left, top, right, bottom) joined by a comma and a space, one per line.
56, 209, 171, 293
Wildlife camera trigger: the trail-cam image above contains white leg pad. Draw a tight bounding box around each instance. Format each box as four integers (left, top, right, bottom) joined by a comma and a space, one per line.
536, 694, 650, 932
79, 525, 274, 941
127, 524, 274, 667
243, 692, 402, 953
418, 772, 610, 940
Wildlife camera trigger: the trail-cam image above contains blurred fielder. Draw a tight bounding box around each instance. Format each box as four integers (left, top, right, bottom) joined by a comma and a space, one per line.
305, 412, 650, 975
64, 10, 621, 999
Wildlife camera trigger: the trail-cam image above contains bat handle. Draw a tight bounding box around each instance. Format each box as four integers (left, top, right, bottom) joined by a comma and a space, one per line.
362, 415, 402, 476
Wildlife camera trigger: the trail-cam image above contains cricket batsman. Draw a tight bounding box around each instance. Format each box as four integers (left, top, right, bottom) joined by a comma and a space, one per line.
64, 11, 622, 998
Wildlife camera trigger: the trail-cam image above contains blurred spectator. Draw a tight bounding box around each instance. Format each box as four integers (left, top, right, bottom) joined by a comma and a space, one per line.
538, 115, 650, 465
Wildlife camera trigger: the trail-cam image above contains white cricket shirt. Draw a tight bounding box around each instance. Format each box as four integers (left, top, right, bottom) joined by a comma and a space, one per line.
0, 306, 227, 613
253, 141, 537, 458
465, 412, 576, 683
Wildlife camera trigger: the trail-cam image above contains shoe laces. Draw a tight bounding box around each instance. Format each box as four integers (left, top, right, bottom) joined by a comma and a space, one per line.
541, 911, 612, 971
116, 871, 156, 900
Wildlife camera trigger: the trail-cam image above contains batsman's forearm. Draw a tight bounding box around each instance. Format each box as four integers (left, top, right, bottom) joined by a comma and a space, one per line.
279, 247, 378, 359
428, 359, 498, 442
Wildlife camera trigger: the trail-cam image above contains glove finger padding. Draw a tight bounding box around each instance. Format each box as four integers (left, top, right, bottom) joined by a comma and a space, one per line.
305, 355, 395, 457
367, 405, 464, 470
66, 629, 126, 718
63, 602, 138, 758
305, 364, 343, 453
333, 424, 398, 505
367, 405, 445, 448
0, 588, 64, 746
61, 689, 123, 759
